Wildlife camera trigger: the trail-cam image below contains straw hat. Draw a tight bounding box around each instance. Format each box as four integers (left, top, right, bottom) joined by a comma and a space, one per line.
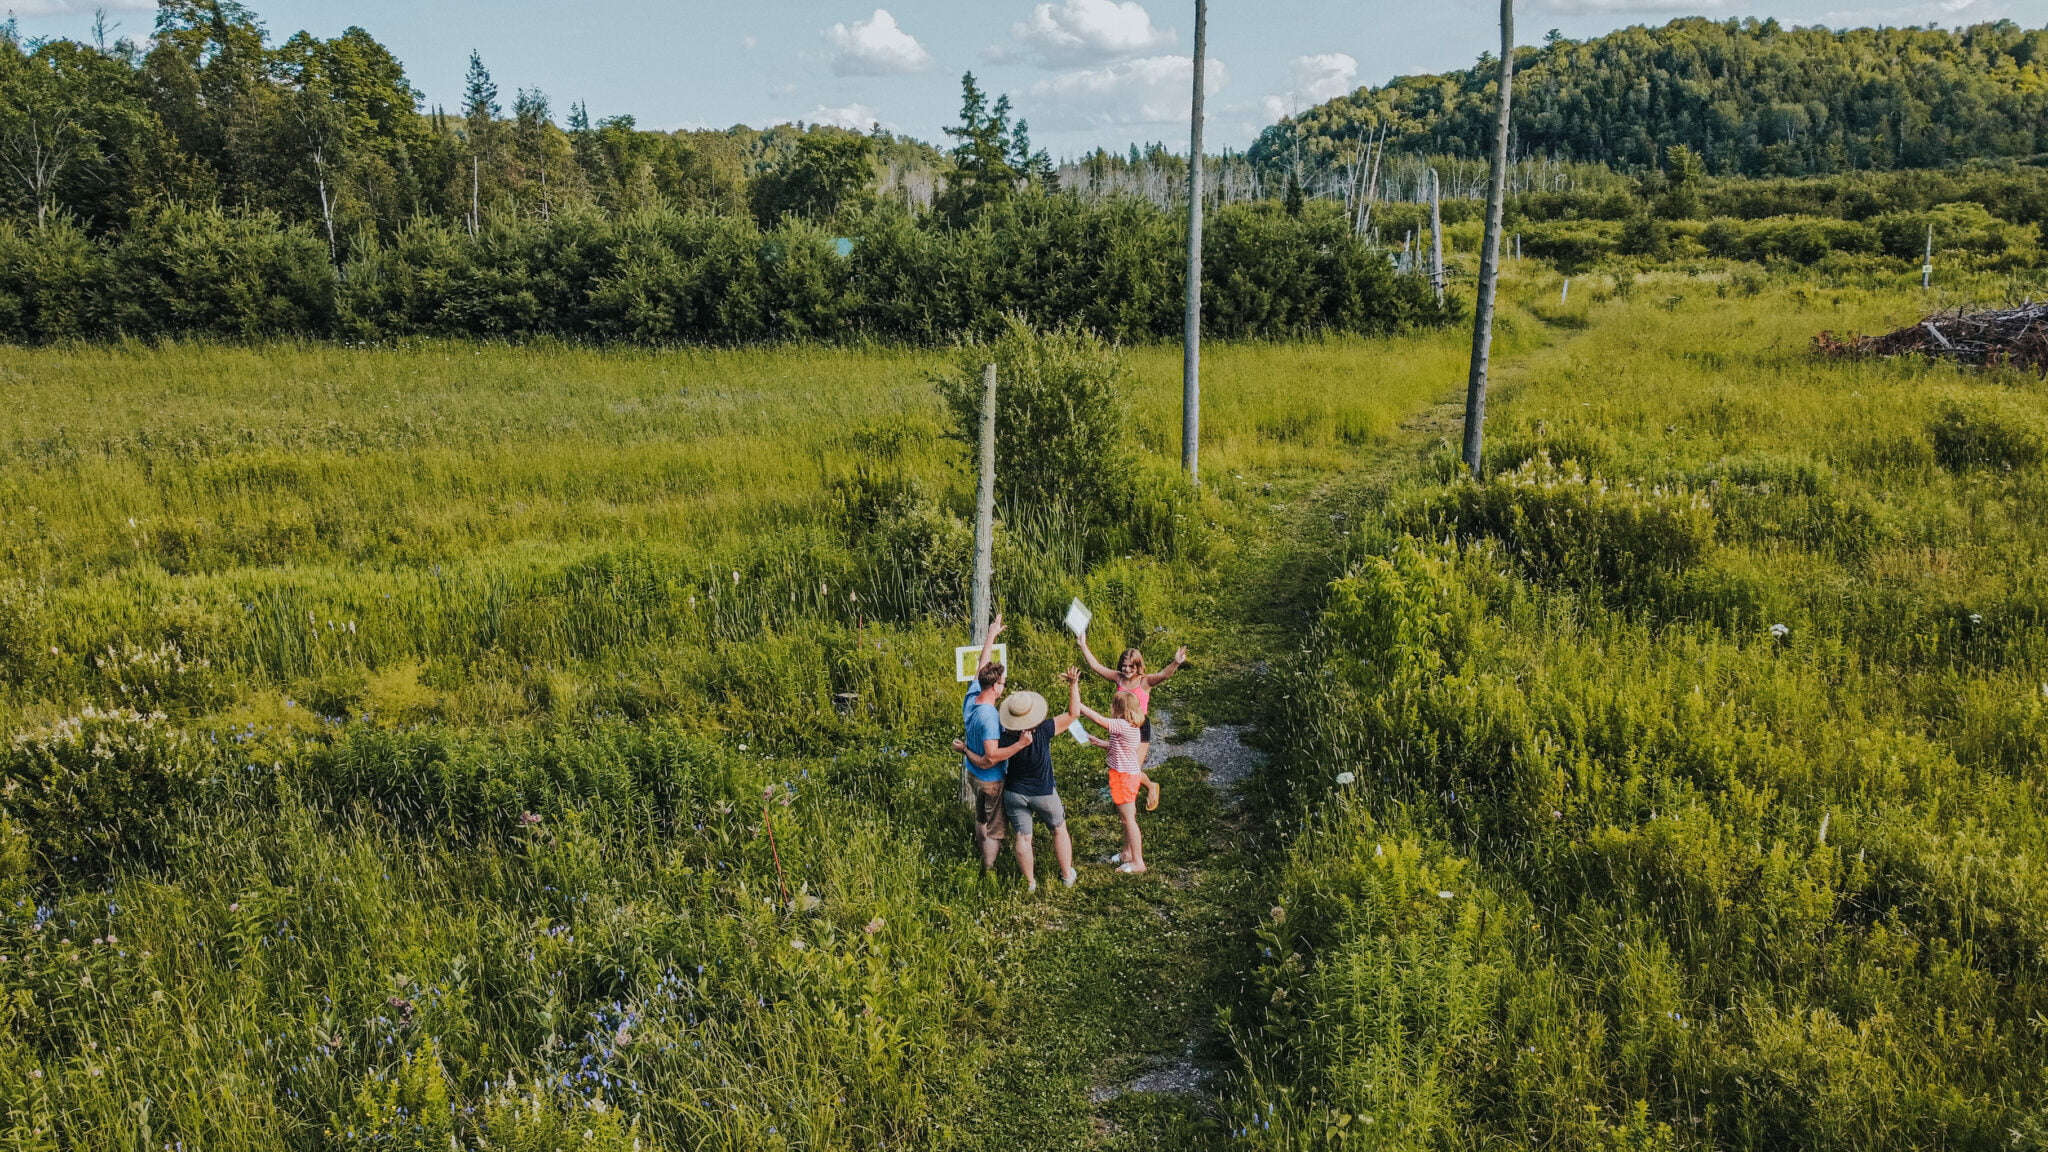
999, 690, 1048, 731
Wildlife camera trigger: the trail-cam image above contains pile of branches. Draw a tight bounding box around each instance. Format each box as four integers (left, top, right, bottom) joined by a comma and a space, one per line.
1815, 303, 2048, 372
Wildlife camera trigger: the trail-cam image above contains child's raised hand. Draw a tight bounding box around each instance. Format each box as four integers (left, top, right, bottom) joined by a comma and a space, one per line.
1059, 667, 1080, 685
1173, 646, 1189, 665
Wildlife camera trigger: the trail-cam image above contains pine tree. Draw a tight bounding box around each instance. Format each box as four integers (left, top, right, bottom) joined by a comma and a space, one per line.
937, 72, 1018, 223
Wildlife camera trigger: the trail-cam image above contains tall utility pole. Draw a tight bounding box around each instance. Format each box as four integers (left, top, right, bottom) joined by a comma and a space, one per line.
1462, 0, 1516, 477
970, 363, 997, 641
1181, 0, 1208, 483
1428, 169, 1446, 305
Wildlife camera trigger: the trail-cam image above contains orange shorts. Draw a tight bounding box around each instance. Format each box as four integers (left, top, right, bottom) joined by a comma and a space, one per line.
1109, 770, 1144, 806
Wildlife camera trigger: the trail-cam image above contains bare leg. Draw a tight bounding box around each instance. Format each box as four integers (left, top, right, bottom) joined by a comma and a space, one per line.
1014, 833, 1037, 889
1114, 801, 1146, 873
1052, 823, 1076, 883
1142, 771, 1161, 812
979, 829, 1000, 871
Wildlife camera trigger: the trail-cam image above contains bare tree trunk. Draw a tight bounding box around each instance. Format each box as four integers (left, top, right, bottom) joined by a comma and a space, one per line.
1357, 126, 1385, 236
1463, 0, 1516, 476
314, 148, 338, 270
1181, 0, 1207, 483
1429, 168, 1445, 304
470, 156, 480, 236
971, 362, 996, 641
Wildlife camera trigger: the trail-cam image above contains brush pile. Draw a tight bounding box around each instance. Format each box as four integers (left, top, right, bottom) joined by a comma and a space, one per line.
1815, 303, 2048, 372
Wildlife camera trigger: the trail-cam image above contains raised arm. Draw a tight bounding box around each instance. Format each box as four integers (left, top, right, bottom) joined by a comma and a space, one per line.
1064, 666, 1110, 728
1075, 629, 1118, 683
1051, 667, 1084, 729
976, 612, 1005, 677
1144, 646, 1190, 688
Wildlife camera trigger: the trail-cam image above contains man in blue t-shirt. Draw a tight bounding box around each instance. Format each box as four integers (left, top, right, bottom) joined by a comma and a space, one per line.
952, 615, 1035, 871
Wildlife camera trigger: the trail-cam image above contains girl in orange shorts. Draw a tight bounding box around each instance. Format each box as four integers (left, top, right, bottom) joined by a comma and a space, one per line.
1069, 675, 1150, 874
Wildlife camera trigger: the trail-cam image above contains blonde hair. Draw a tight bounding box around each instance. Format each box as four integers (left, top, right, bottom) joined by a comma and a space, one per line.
1112, 690, 1144, 722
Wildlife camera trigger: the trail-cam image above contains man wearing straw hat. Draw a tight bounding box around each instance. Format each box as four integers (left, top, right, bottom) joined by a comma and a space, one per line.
989, 670, 1084, 891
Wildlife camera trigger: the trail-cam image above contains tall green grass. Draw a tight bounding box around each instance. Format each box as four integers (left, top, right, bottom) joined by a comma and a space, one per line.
1231, 278, 2048, 1148
0, 317, 1492, 1148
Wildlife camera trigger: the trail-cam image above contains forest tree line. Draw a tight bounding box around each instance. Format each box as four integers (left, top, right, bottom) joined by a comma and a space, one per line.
1258, 18, 2048, 181
0, 2, 2041, 345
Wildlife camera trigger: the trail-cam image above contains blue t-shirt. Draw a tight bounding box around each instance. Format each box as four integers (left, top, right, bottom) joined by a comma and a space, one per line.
962, 689, 1004, 783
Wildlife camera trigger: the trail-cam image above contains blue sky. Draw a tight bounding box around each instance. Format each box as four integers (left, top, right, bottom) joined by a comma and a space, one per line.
10, 0, 2039, 156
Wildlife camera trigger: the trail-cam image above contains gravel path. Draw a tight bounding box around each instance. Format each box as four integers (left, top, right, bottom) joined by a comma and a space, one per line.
1147, 709, 1264, 798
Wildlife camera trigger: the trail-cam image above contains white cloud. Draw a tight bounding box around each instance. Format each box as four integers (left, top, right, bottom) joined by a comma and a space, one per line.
822, 9, 936, 77
1823, 0, 2004, 22
1534, 0, 1734, 12
1025, 54, 1227, 130
1258, 53, 1358, 121
1010, 0, 1174, 67
1291, 53, 1357, 103
808, 103, 887, 131
9, 0, 150, 13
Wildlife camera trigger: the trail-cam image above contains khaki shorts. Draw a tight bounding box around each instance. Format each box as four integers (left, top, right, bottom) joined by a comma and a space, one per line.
971, 777, 1007, 843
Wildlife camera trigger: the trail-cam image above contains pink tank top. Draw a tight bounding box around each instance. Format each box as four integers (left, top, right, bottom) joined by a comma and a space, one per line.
1122, 679, 1151, 713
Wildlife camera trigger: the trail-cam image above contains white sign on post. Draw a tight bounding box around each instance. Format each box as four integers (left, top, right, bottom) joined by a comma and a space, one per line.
1065, 597, 1093, 637
955, 644, 1008, 683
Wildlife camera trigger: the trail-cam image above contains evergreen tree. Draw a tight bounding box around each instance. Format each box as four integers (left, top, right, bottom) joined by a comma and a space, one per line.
936, 72, 1017, 223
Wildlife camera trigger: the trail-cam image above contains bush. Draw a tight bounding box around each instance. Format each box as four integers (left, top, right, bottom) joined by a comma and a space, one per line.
935, 320, 1137, 548
1930, 397, 2046, 471
1431, 457, 1716, 594
1, 706, 201, 872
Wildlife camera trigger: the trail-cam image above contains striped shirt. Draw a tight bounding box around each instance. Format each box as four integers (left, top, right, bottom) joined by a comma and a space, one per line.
1105, 718, 1144, 774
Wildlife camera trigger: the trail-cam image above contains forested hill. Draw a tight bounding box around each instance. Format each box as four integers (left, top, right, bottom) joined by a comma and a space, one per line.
1252, 18, 2048, 179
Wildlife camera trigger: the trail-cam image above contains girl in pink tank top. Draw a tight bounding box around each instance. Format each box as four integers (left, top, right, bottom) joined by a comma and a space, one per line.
1076, 631, 1189, 808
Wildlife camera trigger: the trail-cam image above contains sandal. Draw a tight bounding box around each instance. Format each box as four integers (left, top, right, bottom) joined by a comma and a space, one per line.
1062, 869, 1079, 888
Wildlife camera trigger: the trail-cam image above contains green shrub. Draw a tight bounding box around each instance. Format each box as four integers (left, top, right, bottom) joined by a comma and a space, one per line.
1, 706, 201, 871
1431, 458, 1716, 594
935, 319, 1141, 559
1930, 397, 2046, 471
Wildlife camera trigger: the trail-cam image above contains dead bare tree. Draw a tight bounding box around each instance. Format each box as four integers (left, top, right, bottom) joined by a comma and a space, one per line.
1462, 0, 1516, 476
0, 57, 92, 228
1428, 167, 1446, 304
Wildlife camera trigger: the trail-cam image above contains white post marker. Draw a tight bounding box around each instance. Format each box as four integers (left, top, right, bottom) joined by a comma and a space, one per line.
1065, 597, 1093, 637
955, 644, 1009, 683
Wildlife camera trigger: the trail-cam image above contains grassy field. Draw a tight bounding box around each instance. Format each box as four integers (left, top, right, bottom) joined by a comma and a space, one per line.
0, 308, 1497, 1150
1234, 272, 2048, 1149
6, 265, 2048, 1150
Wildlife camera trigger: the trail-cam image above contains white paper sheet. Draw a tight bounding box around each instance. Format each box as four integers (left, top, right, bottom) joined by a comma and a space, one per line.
1065, 597, 1093, 637
1067, 719, 1091, 744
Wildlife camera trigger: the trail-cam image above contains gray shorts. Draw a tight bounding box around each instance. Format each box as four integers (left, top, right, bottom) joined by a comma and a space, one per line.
1002, 789, 1067, 836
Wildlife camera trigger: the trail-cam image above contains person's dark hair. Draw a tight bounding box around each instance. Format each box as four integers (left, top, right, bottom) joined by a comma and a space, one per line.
976, 662, 1006, 690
